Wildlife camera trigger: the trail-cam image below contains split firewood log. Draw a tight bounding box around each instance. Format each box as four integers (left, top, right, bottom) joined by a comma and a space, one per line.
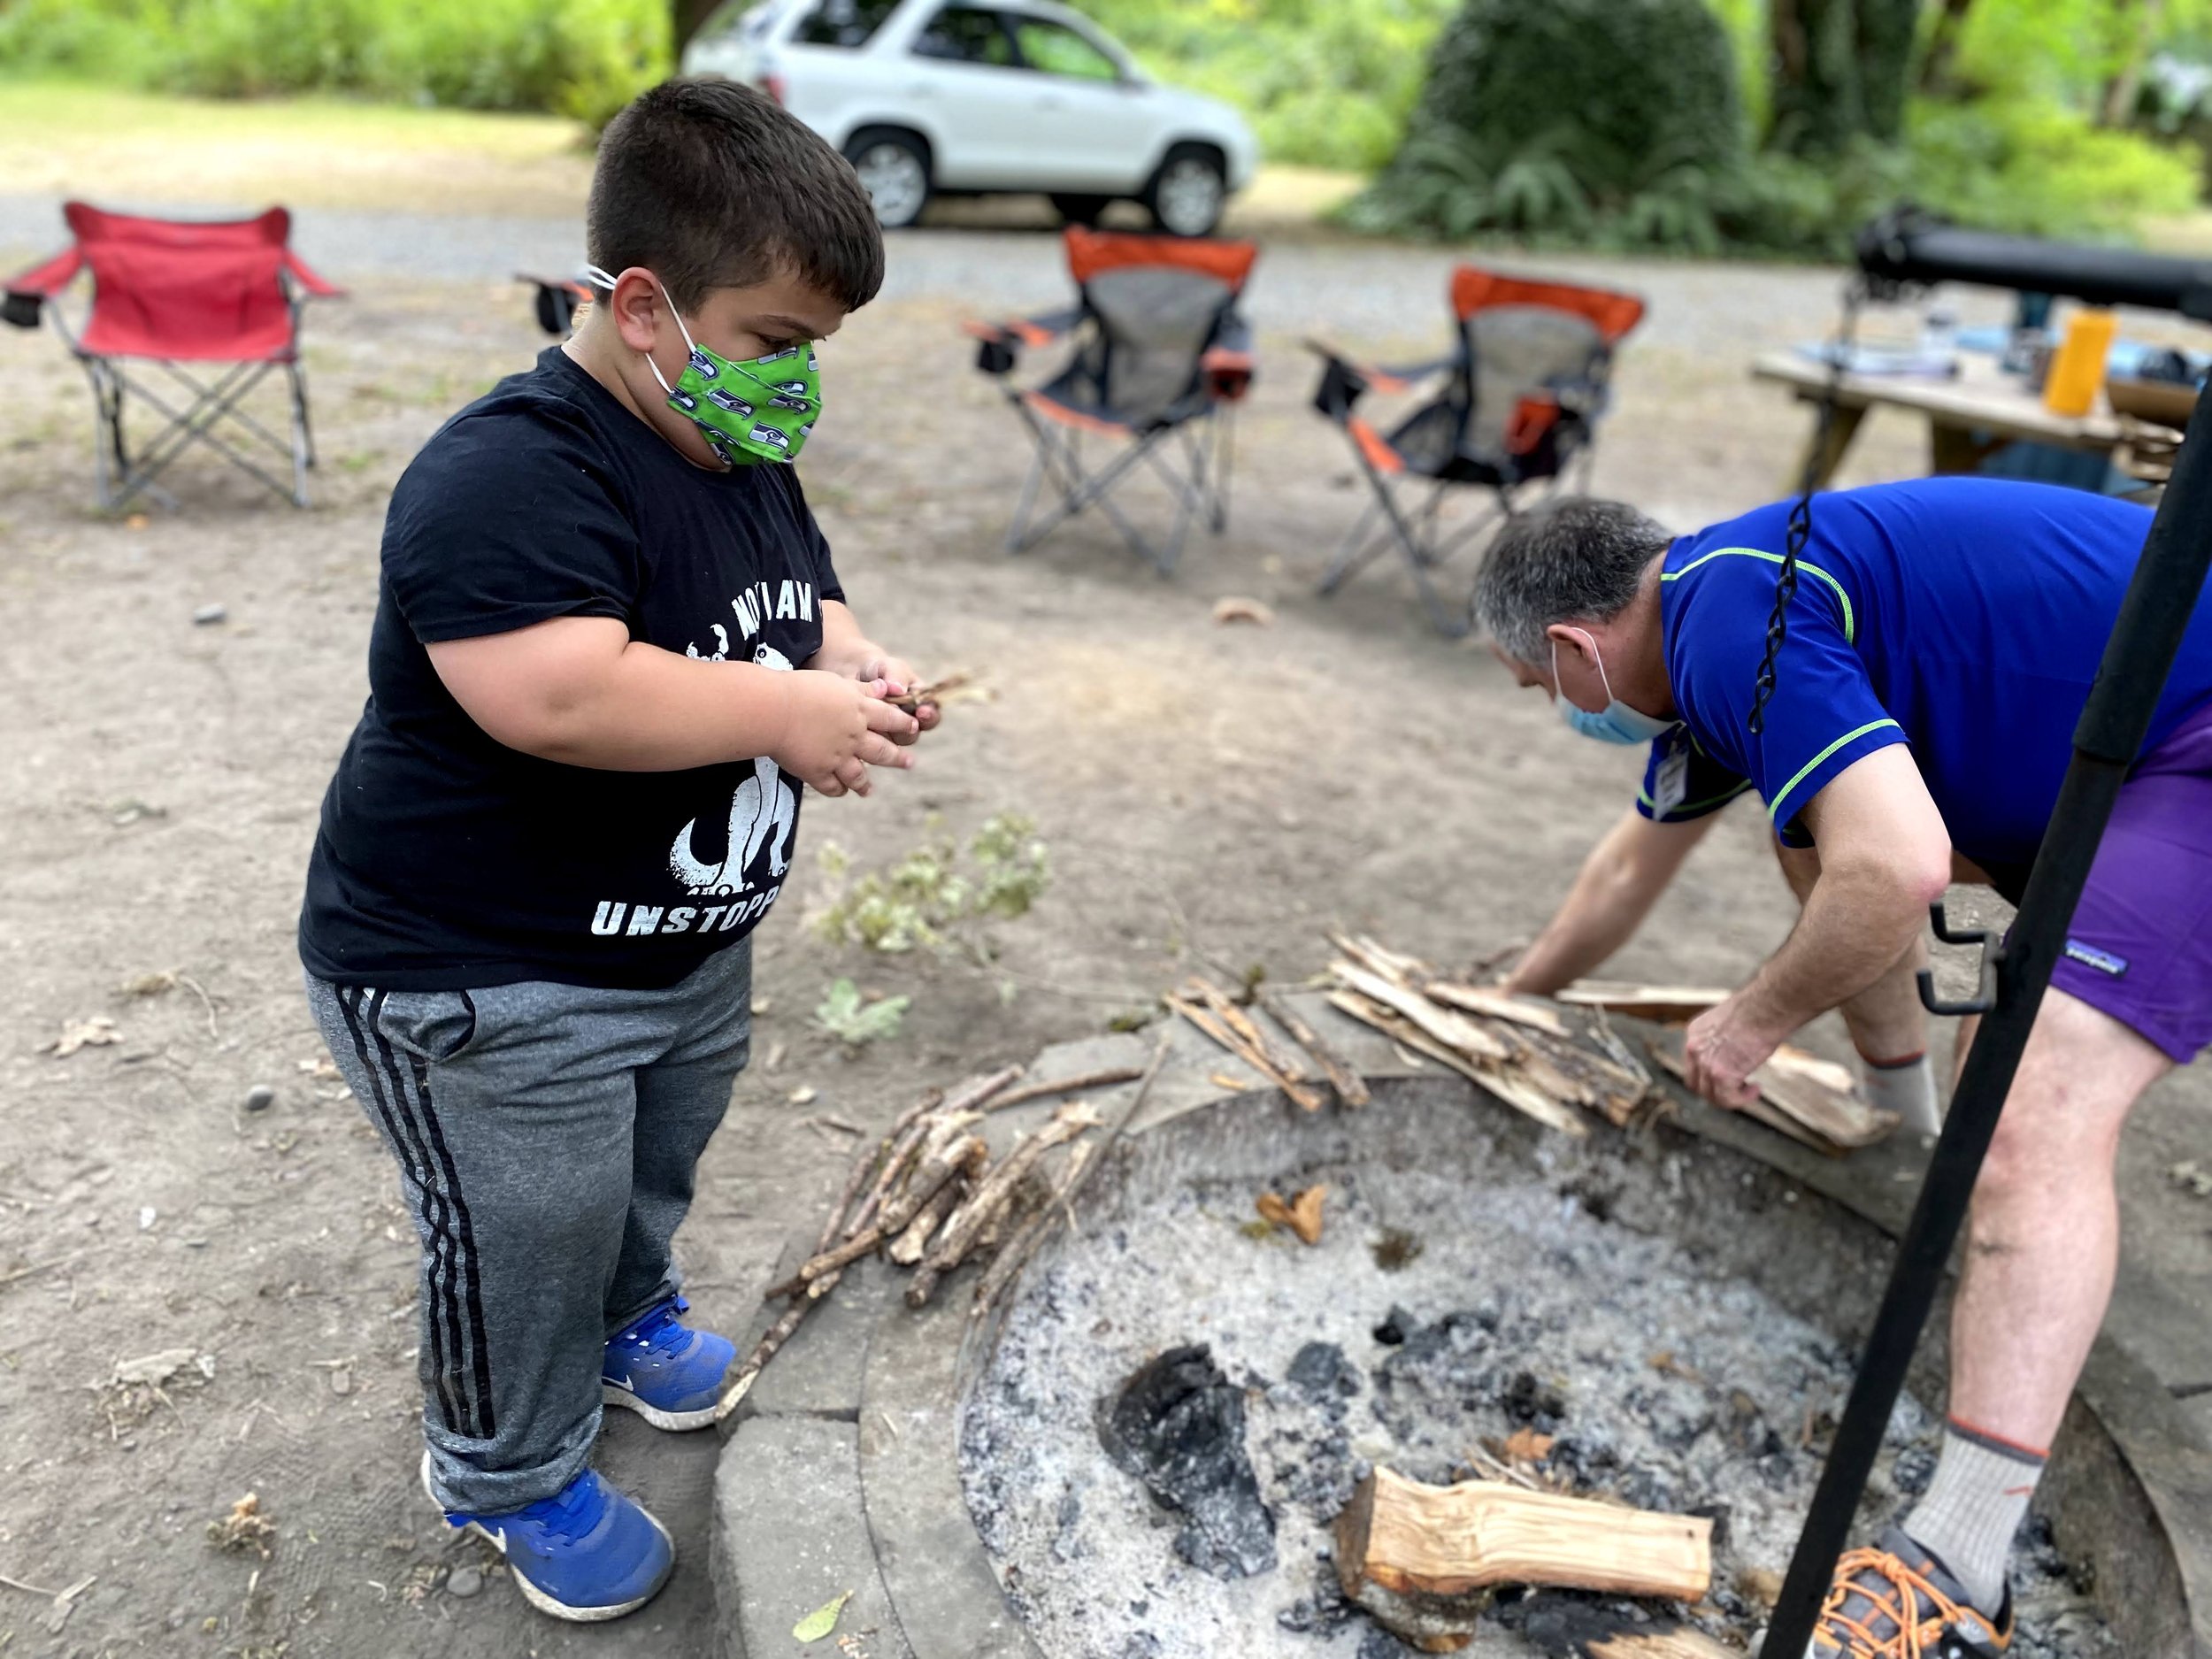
1424, 980, 1573, 1038
1325, 991, 1587, 1140
1329, 932, 1436, 987
1329, 962, 1514, 1064
1557, 981, 1729, 1025
1334, 1469, 1711, 1649
1257, 987, 1371, 1108
1757, 1045, 1897, 1149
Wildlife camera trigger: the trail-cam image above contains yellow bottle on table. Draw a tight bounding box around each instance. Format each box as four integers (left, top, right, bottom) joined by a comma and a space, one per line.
2043, 309, 2118, 418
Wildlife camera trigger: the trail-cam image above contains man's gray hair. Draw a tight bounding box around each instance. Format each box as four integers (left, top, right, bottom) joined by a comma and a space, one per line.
1471, 497, 1674, 664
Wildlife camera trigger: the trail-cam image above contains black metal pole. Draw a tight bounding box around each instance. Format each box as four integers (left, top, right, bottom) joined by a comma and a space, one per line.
1761, 390, 2212, 1657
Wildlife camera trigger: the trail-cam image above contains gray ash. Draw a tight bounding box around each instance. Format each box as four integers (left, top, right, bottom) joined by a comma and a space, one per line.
961, 1137, 2119, 1657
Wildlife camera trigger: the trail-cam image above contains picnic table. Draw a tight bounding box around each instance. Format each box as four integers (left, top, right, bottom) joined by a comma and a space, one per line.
1750, 345, 2128, 488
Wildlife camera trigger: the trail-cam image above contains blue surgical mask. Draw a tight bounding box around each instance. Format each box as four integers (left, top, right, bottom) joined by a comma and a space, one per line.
1553, 629, 1677, 746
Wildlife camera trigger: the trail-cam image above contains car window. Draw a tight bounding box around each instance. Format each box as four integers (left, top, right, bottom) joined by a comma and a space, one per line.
1010, 17, 1121, 81
792, 0, 899, 46
911, 5, 1016, 65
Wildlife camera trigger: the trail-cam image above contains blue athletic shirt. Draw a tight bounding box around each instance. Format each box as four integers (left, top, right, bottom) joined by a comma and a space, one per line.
1635, 478, 2212, 888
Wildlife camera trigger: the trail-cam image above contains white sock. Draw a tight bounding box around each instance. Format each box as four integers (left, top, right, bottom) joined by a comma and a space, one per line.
1862, 1050, 1941, 1135
1904, 1420, 2047, 1614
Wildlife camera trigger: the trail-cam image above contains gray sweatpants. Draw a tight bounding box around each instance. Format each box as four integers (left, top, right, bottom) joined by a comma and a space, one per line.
304, 944, 751, 1513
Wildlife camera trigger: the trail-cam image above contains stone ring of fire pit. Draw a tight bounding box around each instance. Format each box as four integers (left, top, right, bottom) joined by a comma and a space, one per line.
710, 996, 2212, 1658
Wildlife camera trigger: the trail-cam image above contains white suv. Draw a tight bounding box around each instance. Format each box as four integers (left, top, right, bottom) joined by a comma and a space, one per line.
682, 0, 1260, 235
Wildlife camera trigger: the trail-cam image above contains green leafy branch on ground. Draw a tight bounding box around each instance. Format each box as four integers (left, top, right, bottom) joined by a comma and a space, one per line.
812, 813, 1050, 959
812, 979, 910, 1048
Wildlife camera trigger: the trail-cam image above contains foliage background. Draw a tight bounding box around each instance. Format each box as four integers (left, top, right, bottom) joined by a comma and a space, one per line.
2, 0, 2209, 250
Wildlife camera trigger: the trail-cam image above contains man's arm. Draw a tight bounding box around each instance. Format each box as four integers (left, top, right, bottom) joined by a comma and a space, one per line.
1504, 809, 1722, 995
426, 615, 915, 794
1683, 746, 1951, 1105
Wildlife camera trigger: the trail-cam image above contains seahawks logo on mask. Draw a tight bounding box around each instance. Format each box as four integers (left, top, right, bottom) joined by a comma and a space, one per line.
706, 388, 756, 417
670, 390, 700, 411
756, 347, 803, 364
766, 393, 810, 412
772, 379, 810, 396
749, 423, 790, 452
687, 349, 718, 378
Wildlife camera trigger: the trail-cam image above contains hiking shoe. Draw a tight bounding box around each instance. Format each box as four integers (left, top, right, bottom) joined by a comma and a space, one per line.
601, 1294, 736, 1431
421, 1452, 673, 1622
1807, 1526, 2014, 1656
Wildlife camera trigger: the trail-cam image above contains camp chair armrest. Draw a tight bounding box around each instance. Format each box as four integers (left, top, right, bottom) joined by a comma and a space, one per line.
965, 304, 1085, 375
1304, 338, 1455, 396
4, 246, 84, 327
520, 274, 591, 337
1505, 391, 1565, 457
1201, 306, 1256, 400
281, 250, 344, 300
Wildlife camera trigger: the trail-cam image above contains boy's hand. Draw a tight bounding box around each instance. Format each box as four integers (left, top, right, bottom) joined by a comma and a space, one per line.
773, 670, 917, 798
856, 655, 941, 746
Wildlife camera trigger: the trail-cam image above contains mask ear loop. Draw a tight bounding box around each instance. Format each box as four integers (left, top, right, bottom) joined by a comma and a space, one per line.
1554, 626, 1617, 709
581, 265, 696, 399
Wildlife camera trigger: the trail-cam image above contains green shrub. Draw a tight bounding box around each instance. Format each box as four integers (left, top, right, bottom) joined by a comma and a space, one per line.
1903, 94, 2201, 240
0, 0, 665, 127
1348, 0, 1749, 250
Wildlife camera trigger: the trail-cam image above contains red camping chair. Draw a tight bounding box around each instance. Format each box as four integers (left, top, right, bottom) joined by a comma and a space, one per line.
1309, 266, 1645, 634
4, 203, 344, 510
967, 227, 1257, 575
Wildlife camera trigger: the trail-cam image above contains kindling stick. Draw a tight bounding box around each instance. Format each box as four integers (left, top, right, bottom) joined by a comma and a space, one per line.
1763, 379, 2212, 1655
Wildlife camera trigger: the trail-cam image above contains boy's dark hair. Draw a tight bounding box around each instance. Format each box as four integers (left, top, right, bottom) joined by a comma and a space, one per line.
589, 79, 884, 314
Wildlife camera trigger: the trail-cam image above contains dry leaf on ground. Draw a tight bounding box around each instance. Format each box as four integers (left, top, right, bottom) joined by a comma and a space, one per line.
45, 1017, 119, 1057
206, 1494, 275, 1560
1211, 595, 1274, 626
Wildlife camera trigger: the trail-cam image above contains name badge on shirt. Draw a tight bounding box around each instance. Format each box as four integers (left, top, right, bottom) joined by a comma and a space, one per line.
1653, 744, 1690, 816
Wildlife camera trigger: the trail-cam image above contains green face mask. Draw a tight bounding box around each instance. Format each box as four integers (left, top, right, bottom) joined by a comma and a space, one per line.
587, 265, 820, 466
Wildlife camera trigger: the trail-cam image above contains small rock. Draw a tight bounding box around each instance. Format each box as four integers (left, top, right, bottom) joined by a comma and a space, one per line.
138, 1206, 157, 1231
1371, 1305, 1420, 1347
1285, 1341, 1363, 1411
446, 1566, 481, 1599
330, 1368, 353, 1397
192, 603, 227, 626
243, 1085, 276, 1112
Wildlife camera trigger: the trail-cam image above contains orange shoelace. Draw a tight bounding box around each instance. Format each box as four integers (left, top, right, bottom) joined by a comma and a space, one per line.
1813, 1546, 1979, 1658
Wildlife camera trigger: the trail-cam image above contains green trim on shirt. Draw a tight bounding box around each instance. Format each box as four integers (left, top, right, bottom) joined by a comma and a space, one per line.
1663, 546, 1859, 643
1766, 718, 1904, 827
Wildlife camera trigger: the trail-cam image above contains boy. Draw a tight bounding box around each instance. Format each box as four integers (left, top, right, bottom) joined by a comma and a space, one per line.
297, 80, 933, 1621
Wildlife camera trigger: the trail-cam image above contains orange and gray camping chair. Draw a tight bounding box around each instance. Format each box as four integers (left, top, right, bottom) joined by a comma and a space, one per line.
4, 202, 344, 510
967, 227, 1256, 574
1309, 266, 1645, 634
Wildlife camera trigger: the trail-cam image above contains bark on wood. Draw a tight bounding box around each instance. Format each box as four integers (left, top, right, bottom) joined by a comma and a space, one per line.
1556, 982, 1729, 1024
1335, 1468, 1711, 1604
1584, 1630, 1740, 1659
1258, 988, 1371, 1108
970, 1033, 1170, 1319
982, 1064, 1147, 1113
887, 1170, 971, 1265
1326, 991, 1586, 1140
766, 1134, 986, 1298
970, 1141, 1094, 1313
909, 1107, 1098, 1305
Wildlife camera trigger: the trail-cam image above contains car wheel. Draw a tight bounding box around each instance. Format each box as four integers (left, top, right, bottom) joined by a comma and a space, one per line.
1050, 193, 1111, 228
1144, 146, 1226, 238
844, 130, 931, 230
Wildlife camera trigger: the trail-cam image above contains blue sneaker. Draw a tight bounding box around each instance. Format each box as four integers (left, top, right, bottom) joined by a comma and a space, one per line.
601, 1294, 737, 1431
420, 1453, 673, 1623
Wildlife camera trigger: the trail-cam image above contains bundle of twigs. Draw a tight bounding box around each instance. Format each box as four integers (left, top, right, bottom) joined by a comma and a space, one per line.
718, 1049, 1165, 1417
1322, 934, 1653, 1141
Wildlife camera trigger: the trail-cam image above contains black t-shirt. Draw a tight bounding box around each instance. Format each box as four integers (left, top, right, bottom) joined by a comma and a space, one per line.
299, 347, 842, 991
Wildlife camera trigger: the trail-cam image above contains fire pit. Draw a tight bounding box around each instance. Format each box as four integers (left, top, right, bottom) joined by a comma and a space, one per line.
710, 1008, 2207, 1659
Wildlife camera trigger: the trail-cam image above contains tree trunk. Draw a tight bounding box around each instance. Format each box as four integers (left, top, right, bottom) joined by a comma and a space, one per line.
1769, 0, 1922, 156
672, 0, 724, 57
1917, 0, 1976, 95
2101, 0, 2168, 128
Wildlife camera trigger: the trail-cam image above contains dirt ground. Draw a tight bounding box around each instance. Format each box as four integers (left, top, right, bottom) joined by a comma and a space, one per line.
4, 216, 2211, 1659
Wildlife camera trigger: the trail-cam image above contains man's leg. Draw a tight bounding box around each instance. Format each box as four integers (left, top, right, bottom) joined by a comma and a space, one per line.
1902, 989, 2169, 1609
1777, 843, 1941, 1132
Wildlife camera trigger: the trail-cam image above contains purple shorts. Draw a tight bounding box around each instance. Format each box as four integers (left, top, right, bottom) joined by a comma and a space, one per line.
2049, 700, 2212, 1062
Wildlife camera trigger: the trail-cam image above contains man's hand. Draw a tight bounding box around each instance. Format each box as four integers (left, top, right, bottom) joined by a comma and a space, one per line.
772, 670, 917, 798
1680, 992, 1784, 1110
